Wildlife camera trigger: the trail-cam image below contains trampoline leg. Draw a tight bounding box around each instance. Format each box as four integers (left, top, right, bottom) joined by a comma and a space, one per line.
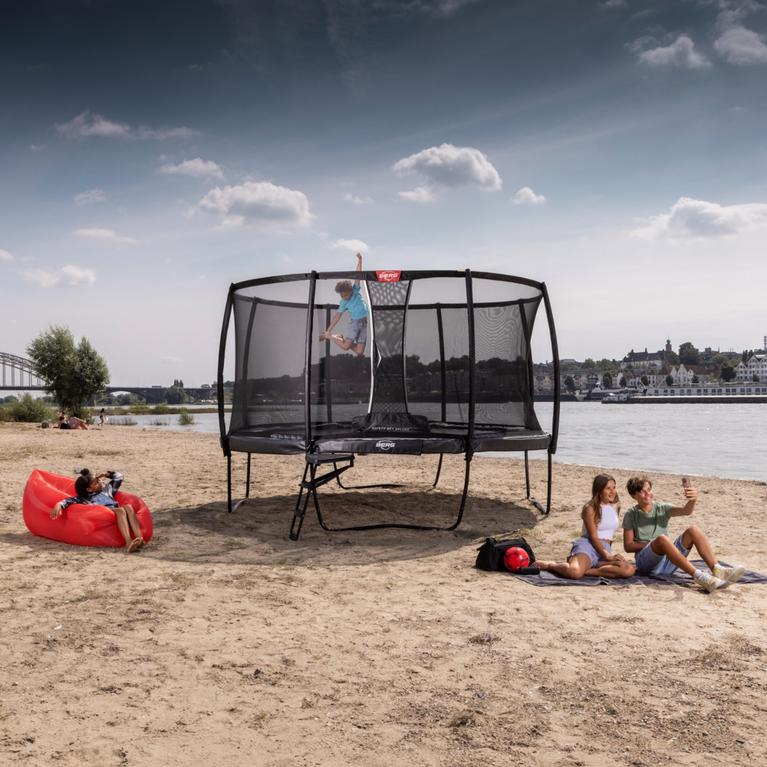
245, 453, 251, 499
524, 450, 531, 499
545, 450, 553, 514
530, 451, 553, 516
447, 452, 472, 531
226, 453, 233, 513
432, 453, 444, 489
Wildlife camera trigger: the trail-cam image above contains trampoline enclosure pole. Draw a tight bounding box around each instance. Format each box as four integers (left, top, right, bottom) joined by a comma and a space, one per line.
304, 273, 318, 449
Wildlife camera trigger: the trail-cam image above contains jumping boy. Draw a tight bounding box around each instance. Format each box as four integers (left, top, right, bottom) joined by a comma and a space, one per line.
622, 475, 745, 592
320, 252, 368, 357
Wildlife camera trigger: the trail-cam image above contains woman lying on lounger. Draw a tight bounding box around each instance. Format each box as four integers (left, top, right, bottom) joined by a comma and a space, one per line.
536, 474, 636, 580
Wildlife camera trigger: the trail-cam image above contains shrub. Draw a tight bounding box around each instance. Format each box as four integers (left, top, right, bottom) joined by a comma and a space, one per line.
0, 406, 11, 422
178, 410, 195, 426
110, 416, 138, 426
152, 404, 170, 415
9, 395, 54, 423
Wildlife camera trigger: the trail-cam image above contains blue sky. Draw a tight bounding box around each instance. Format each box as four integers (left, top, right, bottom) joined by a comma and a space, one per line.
2, 0, 766, 386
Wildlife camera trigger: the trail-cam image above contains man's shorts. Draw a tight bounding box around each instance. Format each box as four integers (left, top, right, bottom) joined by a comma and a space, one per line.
568, 537, 612, 568
634, 534, 690, 576
347, 317, 367, 345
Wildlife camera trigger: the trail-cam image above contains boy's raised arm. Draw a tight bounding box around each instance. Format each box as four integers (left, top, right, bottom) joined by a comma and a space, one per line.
354, 252, 362, 286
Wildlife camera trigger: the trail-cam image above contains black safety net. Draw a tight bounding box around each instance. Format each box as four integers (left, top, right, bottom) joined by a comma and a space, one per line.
221, 271, 553, 453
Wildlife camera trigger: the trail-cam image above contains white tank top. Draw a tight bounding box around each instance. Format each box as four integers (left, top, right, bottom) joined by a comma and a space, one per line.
582, 503, 620, 540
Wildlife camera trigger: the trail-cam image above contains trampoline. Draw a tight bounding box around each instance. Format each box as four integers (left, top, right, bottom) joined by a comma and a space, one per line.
217, 269, 560, 539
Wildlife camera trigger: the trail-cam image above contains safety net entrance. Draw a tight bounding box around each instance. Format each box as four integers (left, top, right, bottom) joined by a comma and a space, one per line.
217, 270, 560, 539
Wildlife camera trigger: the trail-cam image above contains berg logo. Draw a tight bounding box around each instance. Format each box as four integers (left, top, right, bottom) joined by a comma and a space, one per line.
376, 270, 401, 282
375, 440, 396, 451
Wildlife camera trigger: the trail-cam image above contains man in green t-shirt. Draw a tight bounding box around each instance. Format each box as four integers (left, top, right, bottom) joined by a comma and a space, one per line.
622, 476, 745, 593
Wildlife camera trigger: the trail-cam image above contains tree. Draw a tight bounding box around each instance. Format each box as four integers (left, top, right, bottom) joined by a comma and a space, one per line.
640, 375, 649, 387
678, 342, 700, 365
665, 374, 674, 386
617, 375, 626, 388
692, 374, 699, 384
564, 375, 576, 393
27, 326, 109, 415
721, 365, 735, 382
602, 372, 613, 389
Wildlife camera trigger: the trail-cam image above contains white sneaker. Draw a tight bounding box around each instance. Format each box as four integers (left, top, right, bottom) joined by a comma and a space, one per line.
713, 563, 746, 586
693, 570, 726, 593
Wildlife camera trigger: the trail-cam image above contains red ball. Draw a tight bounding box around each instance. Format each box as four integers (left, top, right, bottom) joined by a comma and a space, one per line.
503, 546, 530, 571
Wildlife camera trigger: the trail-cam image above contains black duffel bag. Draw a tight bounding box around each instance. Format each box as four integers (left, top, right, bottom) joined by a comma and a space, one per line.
475, 536, 536, 572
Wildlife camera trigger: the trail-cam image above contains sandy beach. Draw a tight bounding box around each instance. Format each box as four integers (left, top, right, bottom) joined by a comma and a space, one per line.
2, 421, 766, 767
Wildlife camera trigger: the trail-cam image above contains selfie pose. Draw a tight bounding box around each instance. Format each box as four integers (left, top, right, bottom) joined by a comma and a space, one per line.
622, 476, 745, 592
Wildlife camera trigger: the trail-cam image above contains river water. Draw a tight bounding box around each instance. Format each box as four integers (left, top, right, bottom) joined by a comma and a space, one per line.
121, 402, 767, 482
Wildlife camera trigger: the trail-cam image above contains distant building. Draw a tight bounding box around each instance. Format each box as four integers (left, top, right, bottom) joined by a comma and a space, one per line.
621, 347, 664, 371
736, 353, 767, 382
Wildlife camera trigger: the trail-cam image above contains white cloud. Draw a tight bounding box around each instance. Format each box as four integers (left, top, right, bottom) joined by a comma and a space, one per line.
22, 268, 60, 287
29, 144, 46, 152
635, 35, 711, 69
55, 110, 195, 140
631, 197, 767, 239
56, 111, 132, 138
393, 143, 502, 195
159, 157, 224, 179
714, 26, 767, 64
61, 265, 96, 286
513, 186, 547, 205
398, 186, 436, 203
197, 181, 313, 228
601, 0, 627, 8
72, 228, 137, 244
332, 239, 369, 254
74, 189, 106, 206
0, 248, 13, 262
343, 193, 373, 205
22, 265, 96, 287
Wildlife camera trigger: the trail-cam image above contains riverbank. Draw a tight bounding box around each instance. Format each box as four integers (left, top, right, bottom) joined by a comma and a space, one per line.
2, 423, 766, 766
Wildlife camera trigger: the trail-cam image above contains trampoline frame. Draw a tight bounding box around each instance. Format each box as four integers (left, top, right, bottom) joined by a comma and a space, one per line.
217, 269, 560, 539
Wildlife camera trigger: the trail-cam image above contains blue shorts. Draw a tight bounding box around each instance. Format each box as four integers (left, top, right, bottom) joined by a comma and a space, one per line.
568, 537, 612, 569
634, 534, 690, 576
347, 317, 367, 345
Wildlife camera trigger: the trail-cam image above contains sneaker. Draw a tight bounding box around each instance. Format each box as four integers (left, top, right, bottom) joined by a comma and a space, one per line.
693, 570, 726, 593
713, 563, 746, 586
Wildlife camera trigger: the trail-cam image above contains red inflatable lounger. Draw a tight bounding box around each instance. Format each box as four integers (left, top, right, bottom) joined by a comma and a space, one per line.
22, 469, 154, 548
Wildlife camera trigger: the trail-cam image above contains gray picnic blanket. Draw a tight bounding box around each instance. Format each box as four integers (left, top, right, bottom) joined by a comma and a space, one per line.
510, 561, 767, 588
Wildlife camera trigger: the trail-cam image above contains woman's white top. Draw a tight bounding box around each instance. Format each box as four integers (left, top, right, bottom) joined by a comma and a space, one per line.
582, 503, 620, 540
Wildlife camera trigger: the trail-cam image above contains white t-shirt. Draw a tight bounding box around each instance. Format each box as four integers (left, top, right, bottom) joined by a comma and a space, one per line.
582, 503, 620, 540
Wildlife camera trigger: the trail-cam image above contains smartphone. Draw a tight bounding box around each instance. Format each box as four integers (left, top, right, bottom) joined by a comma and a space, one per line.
681, 477, 691, 489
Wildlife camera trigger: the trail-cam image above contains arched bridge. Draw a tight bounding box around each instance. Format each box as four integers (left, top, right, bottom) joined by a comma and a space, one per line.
1, 353, 212, 403
0, 352, 47, 389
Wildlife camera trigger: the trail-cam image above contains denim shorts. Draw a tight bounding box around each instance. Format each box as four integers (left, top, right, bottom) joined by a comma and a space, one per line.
568, 537, 612, 569
348, 317, 367, 345
634, 534, 690, 576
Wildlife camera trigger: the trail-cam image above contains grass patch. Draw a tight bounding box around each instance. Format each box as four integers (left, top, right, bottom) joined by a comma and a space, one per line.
178, 410, 195, 426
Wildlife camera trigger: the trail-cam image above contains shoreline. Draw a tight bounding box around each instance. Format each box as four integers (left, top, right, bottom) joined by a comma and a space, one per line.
2, 422, 767, 766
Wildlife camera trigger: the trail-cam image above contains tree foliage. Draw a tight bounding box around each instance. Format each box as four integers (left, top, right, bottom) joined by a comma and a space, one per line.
27, 326, 110, 415
720, 365, 736, 382
678, 342, 700, 365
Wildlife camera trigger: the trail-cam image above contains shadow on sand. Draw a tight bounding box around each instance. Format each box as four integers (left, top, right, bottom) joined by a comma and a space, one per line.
138, 487, 544, 567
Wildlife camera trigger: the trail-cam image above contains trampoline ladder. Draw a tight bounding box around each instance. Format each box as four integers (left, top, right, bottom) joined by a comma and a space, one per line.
290, 451, 471, 541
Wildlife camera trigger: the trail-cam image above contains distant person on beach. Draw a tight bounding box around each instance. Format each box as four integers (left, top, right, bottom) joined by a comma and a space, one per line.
53, 411, 88, 430
536, 474, 636, 580
51, 469, 145, 553
319, 252, 368, 356
622, 475, 745, 592
98, 408, 108, 427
